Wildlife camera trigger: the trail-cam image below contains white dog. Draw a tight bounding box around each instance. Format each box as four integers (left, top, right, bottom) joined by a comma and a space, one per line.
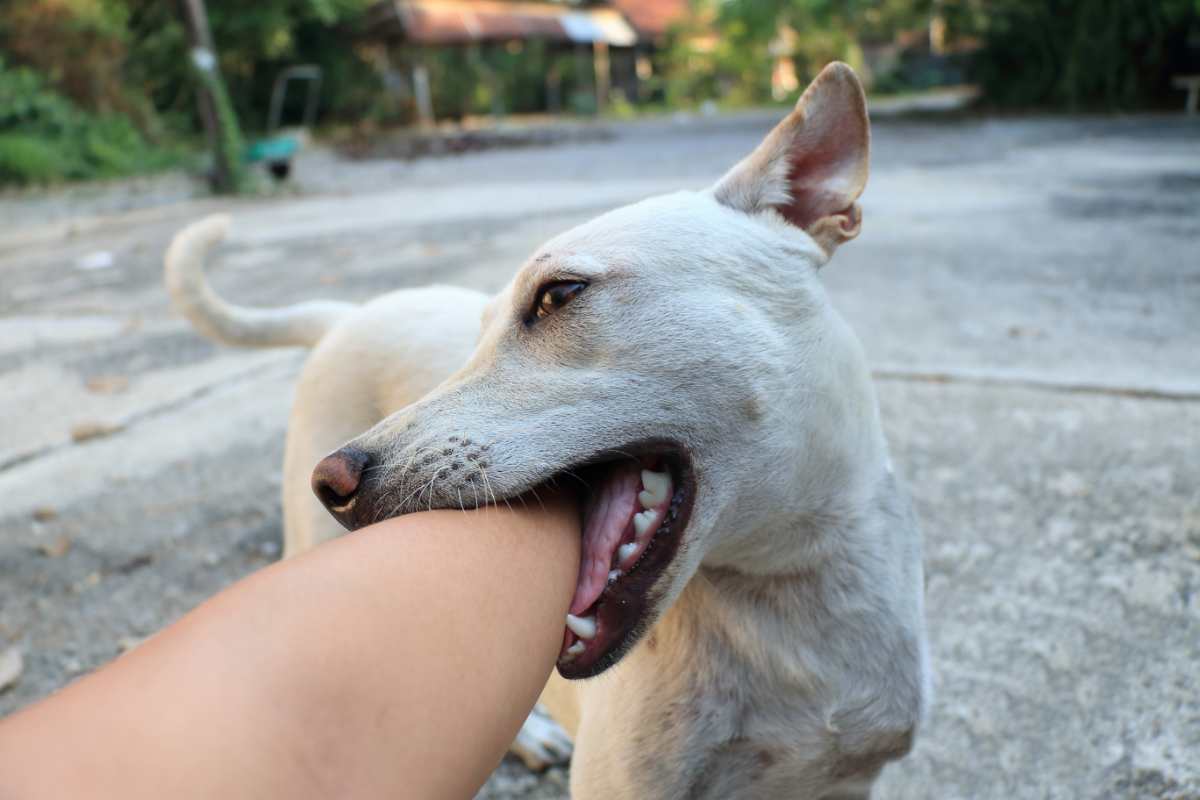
167, 63, 928, 798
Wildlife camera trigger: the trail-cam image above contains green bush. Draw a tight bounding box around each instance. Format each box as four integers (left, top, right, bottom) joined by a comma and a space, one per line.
0, 58, 182, 186
972, 0, 1200, 110
0, 134, 62, 185
79, 115, 143, 177
0, 62, 77, 133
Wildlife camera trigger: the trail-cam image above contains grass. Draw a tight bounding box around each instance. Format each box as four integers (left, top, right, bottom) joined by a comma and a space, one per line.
0, 125, 190, 188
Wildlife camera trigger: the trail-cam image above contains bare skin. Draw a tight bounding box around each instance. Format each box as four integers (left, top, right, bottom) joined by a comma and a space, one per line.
0, 495, 580, 800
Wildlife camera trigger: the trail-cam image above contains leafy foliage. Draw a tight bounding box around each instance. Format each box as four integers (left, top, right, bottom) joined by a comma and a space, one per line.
664, 0, 938, 106
1, 0, 1198, 187
0, 0, 385, 186
663, 0, 1200, 110
0, 57, 181, 185
140, 0, 386, 132
0, 134, 62, 185
972, 0, 1200, 109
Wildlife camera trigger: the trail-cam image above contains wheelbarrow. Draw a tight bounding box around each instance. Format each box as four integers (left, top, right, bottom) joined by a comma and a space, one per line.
245, 65, 322, 180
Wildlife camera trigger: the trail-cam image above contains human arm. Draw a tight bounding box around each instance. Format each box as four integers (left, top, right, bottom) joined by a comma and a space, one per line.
0, 496, 579, 799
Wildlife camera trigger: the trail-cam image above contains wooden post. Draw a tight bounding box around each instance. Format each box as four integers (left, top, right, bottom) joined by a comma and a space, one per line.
179, 0, 243, 193
574, 43, 591, 113
412, 59, 435, 129
930, 0, 946, 55
546, 59, 562, 114
592, 40, 610, 114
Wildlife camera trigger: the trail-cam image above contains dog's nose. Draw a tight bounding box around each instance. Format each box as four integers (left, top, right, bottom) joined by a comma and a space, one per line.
312, 446, 370, 518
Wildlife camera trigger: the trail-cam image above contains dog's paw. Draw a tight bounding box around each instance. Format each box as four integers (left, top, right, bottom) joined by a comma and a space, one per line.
511, 704, 573, 771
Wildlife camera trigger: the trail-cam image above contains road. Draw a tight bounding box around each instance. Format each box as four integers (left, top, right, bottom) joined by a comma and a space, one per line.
1, 112, 1198, 798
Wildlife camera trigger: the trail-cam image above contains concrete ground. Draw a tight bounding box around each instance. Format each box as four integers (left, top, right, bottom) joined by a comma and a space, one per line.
1, 112, 1197, 798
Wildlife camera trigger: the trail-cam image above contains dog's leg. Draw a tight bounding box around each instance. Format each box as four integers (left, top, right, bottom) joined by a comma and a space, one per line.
509, 672, 581, 771
535, 670, 581, 736
511, 704, 573, 771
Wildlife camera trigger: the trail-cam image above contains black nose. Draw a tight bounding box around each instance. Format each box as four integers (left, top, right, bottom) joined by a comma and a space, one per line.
312, 446, 370, 522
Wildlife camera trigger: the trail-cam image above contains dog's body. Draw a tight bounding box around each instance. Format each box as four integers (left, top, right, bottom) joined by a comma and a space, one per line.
167, 64, 928, 798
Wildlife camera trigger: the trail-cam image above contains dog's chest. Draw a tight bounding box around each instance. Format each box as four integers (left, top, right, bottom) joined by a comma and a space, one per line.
576, 637, 837, 799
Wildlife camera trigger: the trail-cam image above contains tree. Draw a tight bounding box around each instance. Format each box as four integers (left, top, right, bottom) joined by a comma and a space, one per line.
972, 0, 1200, 110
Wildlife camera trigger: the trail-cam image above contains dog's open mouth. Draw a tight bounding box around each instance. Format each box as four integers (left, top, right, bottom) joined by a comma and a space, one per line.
551, 446, 695, 679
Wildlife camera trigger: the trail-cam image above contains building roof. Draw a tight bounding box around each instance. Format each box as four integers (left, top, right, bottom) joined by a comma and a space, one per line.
607, 0, 687, 38
369, 0, 637, 46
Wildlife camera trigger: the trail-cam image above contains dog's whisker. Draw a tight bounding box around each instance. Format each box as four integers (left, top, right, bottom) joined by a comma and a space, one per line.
367, 446, 444, 520
377, 449, 432, 517
421, 467, 446, 514
369, 479, 399, 524
479, 466, 511, 513
418, 476, 436, 513
607, 449, 643, 464
403, 445, 429, 475
556, 469, 590, 489
360, 448, 435, 524
476, 465, 495, 506
394, 474, 434, 516
373, 466, 418, 522
363, 449, 426, 474
360, 446, 429, 477
527, 485, 547, 513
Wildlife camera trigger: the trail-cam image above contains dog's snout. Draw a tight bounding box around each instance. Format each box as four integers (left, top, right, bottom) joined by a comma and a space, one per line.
312, 446, 370, 522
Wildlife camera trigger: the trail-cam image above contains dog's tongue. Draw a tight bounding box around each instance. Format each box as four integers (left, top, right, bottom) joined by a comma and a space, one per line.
570, 462, 642, 615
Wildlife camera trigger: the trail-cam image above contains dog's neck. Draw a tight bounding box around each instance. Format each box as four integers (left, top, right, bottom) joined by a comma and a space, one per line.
676, 303, 929, 721
673, 401, 923, 711
703, 302, 891, 578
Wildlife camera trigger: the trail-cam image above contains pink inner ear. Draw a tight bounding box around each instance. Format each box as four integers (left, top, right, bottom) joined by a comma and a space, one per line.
781, 130, 860, 230
778, 68, 869, 231
711, 63, 869, 235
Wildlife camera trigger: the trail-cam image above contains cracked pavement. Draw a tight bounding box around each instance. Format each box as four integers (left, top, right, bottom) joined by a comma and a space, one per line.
1, 112, 1198, 798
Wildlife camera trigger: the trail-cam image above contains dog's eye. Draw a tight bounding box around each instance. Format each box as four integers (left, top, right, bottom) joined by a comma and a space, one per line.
533, 280, 587, 321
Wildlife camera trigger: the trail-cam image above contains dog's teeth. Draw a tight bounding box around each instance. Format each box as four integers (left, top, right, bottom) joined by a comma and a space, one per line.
639, 469, 670, 508
566, 613, 597, 640
566, 640, 586, 656
608, 569, 622, 583
633, 509, 656, 537
618, 542, 639, 564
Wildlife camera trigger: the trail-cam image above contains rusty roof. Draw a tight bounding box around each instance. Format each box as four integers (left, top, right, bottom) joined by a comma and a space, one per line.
372, 0, 638, 46
608, 0, 687, 38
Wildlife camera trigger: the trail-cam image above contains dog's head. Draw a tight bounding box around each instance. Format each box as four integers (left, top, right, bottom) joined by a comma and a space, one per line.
313, 63, 874, 678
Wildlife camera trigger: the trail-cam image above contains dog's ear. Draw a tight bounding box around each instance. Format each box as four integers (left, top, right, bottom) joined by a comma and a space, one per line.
713, 62, 869, 258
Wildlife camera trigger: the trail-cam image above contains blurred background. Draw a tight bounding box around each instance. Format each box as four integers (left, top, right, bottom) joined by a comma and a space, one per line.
1, 1, 1198, 798
2, 0, 1200, 187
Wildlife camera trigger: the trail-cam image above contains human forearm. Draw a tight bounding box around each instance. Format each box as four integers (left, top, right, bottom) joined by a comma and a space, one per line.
0, 497, 580, 799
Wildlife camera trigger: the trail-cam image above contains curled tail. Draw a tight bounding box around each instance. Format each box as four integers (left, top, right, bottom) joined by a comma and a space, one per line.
164, 214, 354, 348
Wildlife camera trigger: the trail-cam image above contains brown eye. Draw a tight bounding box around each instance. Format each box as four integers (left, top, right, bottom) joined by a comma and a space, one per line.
533, 280, 587, 321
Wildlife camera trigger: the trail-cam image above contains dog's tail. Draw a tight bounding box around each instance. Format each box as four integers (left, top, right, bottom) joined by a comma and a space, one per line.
164, 214, 355, 349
